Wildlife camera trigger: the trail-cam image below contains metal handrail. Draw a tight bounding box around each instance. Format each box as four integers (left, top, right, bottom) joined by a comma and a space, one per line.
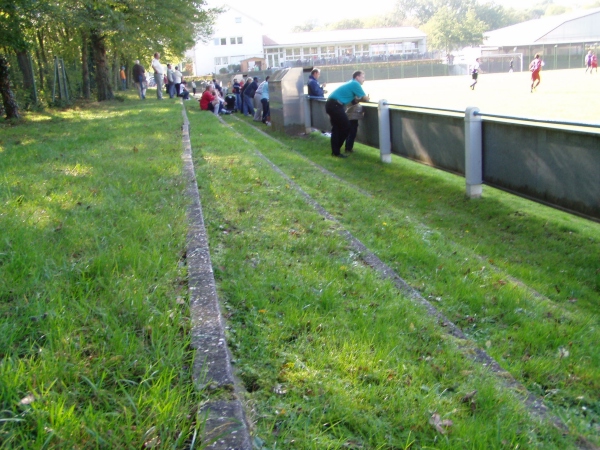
307, 96, 600, 130
473, 111, 600, 129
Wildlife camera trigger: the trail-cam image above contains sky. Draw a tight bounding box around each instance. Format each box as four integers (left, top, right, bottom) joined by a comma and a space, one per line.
205, 0, 575, 33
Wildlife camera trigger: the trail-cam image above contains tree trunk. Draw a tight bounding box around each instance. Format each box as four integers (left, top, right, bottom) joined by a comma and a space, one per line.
16, 50, 36, 106
0, 54, 20, 119
81, 31, 90, 99
36, 29, 50, 91
90, 30, 113, 101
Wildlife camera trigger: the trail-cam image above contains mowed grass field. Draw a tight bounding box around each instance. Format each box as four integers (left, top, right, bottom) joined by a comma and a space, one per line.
327, 68, 600, 123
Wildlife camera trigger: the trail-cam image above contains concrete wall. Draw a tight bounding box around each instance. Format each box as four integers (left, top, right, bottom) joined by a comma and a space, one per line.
308, 99, 600, 220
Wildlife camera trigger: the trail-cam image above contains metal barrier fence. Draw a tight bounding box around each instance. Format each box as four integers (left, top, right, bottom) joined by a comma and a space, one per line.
308, 98, 600, 221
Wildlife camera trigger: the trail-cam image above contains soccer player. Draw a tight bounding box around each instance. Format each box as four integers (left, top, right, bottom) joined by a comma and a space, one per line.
470, 58, 480, 90
529, 54, 542, 92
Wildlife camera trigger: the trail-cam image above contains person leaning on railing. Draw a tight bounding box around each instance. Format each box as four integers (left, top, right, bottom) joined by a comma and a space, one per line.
307, 68, 326, 98
325, 70, 369, 158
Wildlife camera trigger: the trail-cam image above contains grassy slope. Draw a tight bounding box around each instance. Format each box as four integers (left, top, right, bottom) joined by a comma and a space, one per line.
186, 103, 599, 449
0, 96, 202, 448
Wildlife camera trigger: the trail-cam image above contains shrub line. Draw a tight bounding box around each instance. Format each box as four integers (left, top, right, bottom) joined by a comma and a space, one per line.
181, 106, 252, 449
222, 117, 574, 437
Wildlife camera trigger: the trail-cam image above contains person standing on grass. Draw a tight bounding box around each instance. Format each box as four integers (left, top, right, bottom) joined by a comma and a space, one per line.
260, 77, 270, 125
191, 80, 197, 95
173, 66, 183, 97
253, 76, 269, 121
529, 54, 542, 92
585, 50, 593, 73
243, 77, 258, 117
325, 70, 369, 158
345, 100, 364, 153
469, 58, 480, 90
151, 52, 164, 99
509, 58, 514, 73
166, 64, 175, 98
132, 60, 146, 99
592, 52, 598, 73
120, 66, 127, 90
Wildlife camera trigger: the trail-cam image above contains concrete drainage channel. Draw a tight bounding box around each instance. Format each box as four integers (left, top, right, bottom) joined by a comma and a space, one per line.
181, 106, 252, 449
180, 105, 581, 448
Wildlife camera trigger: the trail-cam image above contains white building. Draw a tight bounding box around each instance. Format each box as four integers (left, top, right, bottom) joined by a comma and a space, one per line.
188, 5, 265, 76
263, 28, 427, 68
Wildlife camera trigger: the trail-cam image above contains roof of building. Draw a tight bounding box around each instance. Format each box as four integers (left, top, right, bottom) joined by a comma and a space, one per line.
263, 27, 426, 47
484, 7, 600, 46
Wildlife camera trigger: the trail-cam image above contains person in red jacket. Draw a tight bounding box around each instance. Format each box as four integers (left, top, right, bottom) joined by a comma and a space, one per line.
199, 84, 222, 115
529, 54, 542, 93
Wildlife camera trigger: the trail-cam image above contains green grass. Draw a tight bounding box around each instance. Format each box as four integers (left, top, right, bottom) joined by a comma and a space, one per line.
185, 104, 599, 448
0, 93, 206, 448
2, 91, 598, 448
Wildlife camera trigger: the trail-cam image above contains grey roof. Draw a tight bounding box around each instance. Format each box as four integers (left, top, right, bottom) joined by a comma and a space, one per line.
263, 27, 426, 47
484, 7, 600, 47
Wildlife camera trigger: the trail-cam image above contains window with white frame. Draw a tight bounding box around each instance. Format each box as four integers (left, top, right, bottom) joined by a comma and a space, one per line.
231, 37, 236, 45
237, 36, 243, 44
235, 17, 241, 23
215, 57, 229, 65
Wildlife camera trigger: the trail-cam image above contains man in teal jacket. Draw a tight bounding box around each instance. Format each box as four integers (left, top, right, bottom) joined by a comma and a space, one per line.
325, 71, 370, 157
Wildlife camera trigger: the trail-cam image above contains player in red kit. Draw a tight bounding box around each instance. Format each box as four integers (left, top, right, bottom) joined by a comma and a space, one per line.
529, 54, 542, 93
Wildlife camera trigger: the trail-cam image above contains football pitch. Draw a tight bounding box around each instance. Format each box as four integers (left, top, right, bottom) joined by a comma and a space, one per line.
327, 68, 600, 124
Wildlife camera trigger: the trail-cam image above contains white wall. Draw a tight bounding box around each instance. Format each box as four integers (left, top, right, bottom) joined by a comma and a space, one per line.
189, 6, 264, 76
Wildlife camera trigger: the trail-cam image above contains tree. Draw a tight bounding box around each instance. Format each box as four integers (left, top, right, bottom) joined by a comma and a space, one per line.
423, 6, 486, 53
328, 18, 365, 30
0, 54, 20, 119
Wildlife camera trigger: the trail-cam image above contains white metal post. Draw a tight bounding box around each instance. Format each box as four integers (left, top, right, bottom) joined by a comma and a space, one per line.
378, 99, 391, 163
464, 107, 483, 198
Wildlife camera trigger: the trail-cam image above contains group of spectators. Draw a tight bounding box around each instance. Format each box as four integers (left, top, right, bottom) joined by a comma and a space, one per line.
130, 53, 195, 100
133, 54, 370, 158
200, 74, 271, 124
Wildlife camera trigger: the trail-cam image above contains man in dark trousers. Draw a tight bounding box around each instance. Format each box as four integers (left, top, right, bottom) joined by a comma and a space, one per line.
243, 76, 258, 116
132, 60, 146, 99
325, 70, 369, 158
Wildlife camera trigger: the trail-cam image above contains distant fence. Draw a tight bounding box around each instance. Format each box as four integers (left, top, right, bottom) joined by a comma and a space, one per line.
309, 99, 600, 221
215, 41, 596, 89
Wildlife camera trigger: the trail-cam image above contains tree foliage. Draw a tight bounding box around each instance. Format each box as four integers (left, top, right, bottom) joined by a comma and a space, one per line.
0, 0, 218, 114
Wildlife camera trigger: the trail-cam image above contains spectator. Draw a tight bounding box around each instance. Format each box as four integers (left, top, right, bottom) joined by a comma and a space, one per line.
345, 102, 364, 153
243, 76, 258, 116
178, 81, 191, 100
191, 80, 197, 95
232, 78, 241, 112
132, 60, 146, 99
173, 66, 183, 96
151, 52, 164, 99
200, 84, 223, 116
253, 76, 269, 121
261, 77, 270, 125
325, 70, 369, 158
166, 64, 175, 98
120, 66, 127, 90
307, 68, 326, 97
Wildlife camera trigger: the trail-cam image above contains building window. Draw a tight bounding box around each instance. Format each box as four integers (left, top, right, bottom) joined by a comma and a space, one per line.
231, 37, 236, 45
237, 37, 243, 44
235, 17, 242, 23
215, 57, 229, 65
221, 38, 227, 46
214, 38, 220, 46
